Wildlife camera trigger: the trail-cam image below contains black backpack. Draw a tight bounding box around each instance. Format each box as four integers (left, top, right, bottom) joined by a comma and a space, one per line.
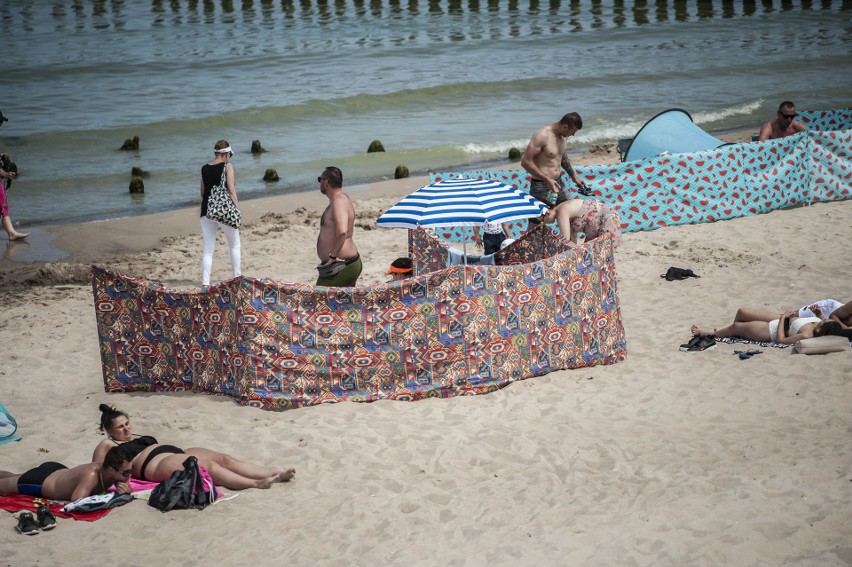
148, 456, 217, 512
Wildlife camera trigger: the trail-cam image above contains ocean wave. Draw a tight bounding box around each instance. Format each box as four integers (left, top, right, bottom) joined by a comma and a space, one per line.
692, 100, 765, 125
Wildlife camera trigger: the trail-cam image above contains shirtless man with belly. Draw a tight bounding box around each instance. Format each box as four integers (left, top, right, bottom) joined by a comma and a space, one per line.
315, 166, 361, 287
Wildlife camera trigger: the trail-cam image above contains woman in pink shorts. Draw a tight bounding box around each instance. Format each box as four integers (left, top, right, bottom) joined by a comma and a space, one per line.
0, 113, 30, 241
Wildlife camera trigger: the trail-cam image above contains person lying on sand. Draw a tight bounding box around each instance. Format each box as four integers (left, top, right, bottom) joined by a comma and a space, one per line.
1, 445, 133, 501
691, 307, 851, 345
799, 299, 852, 329
92, 404, 295, 491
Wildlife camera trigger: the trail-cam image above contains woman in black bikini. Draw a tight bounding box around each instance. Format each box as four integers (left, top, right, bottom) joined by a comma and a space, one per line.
92, 405, 294, 490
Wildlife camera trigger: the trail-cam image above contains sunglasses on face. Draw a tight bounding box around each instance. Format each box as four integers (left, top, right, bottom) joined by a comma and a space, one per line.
779, 112, 798, 120
317, 177, 324, 183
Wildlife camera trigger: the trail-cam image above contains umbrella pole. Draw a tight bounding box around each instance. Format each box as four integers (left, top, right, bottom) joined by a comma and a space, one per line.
463, 240, 467, 265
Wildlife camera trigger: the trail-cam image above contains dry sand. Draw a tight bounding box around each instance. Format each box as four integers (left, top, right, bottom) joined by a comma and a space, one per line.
1, 132, 851, 567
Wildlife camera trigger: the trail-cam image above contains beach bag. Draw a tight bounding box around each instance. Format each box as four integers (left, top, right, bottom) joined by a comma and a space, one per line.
205, 162, 241, 229
148, 456, 217, 512
316, 261, 347, 279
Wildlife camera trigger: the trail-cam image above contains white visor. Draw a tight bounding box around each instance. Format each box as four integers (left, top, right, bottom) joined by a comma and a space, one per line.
215, 146, 233, 154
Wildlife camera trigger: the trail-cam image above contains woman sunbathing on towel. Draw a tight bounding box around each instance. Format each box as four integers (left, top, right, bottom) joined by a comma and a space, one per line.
691, 307, 850, 344
92, 404, 294, 490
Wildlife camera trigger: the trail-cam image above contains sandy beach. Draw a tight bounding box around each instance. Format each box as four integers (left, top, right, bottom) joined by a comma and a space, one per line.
1, 131, 851, 567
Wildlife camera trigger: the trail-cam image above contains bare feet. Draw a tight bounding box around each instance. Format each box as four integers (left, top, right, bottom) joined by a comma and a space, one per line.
257, 475, 279, 489
256, 468, 296, 489
691, 325, 713, 336
276, 468, 296, 483
9, 232, 29, 241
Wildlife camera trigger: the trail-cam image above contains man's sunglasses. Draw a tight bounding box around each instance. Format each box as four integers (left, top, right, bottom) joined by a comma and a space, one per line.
317, 177, 324, 183
779, 112, 798, 120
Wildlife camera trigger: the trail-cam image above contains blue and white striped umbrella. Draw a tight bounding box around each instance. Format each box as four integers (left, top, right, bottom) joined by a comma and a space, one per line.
376, 176, 547, 229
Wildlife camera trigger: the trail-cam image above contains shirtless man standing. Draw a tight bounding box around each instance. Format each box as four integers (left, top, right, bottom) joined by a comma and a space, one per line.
758, 101, 806, 141
315, 166, 362, 287
521, 112, 593, 238
0, 445, 133, 501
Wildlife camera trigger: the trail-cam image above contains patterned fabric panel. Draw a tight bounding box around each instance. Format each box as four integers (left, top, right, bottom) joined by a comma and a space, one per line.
92, 237, 625, 411
799, 109, 852, 131
430, 110, 851, 241
91, 272, 244, 394
492, 224, 572, 266
409, 228, 450, 276
408, 224, 572, 274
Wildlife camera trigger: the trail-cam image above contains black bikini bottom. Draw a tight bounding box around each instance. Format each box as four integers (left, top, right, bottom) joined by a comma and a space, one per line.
18, 462, 67, 497
139, 445, 185, 482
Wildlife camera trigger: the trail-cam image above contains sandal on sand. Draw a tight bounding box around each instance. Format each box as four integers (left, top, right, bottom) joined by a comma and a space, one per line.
734, 349, 763, 360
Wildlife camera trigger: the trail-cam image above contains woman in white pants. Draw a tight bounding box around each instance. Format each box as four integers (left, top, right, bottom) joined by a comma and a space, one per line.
199, 140, 240, 289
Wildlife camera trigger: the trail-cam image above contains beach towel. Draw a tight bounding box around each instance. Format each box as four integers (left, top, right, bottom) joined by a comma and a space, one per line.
0, 494, 111, 521
0, 401, 21, 445
61, 492, 133, 513
716, 337, 792, 349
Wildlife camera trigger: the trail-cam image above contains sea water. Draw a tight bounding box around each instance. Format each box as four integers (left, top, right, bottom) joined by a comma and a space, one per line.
2, 0, 850, 227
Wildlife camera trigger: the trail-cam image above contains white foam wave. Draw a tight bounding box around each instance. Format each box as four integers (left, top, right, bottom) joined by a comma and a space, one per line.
458, 101, 766, 154
692, 100, 764, 125
459, 139, 530, 155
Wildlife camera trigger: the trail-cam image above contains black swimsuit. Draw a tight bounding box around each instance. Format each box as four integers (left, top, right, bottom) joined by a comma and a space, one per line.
120, 435, 158, 459
139, 444, 185, 482
17, 462, 67, 497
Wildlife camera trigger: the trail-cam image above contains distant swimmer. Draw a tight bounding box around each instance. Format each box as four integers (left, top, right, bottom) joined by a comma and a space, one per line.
758, 101, 806, 141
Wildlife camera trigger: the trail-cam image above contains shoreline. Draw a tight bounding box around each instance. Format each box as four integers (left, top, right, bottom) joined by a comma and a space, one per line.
0, 126, 756, 281
10, 122, 762, 232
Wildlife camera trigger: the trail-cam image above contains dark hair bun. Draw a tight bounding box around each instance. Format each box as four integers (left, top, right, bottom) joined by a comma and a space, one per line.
99, 403, 113, 413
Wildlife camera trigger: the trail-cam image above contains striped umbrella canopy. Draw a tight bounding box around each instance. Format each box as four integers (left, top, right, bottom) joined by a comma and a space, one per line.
376, 175, 547, 229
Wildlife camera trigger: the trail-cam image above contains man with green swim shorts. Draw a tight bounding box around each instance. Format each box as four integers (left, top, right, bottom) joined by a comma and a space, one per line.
316, 166, 362, 287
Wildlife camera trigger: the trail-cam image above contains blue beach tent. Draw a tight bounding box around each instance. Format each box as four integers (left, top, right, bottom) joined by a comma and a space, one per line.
0, 401, 20, 444
623, 108, 731, 162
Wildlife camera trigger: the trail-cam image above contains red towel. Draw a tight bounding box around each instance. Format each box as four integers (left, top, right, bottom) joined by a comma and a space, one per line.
0, 494, 111, 521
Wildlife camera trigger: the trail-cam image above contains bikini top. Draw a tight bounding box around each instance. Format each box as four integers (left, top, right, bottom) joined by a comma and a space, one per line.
790, 316, 821, 335
120, 435, 159, 459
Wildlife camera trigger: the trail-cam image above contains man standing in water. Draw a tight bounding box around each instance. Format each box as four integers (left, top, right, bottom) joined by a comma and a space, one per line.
316, 166, 362, 287
758, 101, 806, 141
521, 112, 593, 238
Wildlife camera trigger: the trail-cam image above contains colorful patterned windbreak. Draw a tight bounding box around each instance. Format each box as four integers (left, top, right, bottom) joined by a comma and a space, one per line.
92, 236, 625, 410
